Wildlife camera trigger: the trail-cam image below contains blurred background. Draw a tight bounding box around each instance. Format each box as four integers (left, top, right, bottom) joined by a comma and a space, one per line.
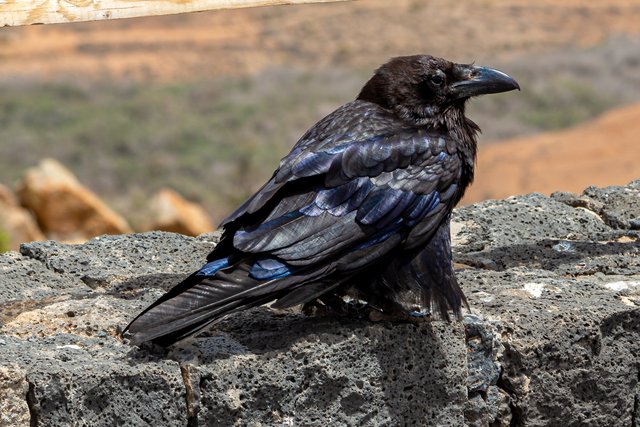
1, 0, 640, 251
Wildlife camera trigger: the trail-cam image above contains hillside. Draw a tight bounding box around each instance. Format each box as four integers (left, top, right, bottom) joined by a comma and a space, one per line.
464, 103, 640, 204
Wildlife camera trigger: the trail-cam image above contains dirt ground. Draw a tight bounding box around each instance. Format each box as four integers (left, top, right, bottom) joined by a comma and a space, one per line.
2, 0, 640, 82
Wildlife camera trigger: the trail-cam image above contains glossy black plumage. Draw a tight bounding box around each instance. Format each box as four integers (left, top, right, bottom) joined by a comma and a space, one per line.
124, 55, 519, 346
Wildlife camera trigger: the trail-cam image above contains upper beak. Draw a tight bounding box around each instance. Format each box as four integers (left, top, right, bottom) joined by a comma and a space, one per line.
450, 65, 520, 99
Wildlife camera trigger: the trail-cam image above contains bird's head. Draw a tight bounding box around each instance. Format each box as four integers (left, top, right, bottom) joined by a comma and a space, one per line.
358, 55, 519, 125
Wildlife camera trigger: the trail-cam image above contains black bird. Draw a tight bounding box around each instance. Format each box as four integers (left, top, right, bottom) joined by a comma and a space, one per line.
125, 55, 519, 346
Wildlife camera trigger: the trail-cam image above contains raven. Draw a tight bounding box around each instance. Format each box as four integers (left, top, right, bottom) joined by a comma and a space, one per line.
124, 55, 519, 346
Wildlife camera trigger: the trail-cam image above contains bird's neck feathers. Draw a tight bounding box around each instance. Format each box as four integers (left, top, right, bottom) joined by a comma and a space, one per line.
442, 102, 479, 164
411, 102, 480, 168
358, 82, 479, 184
409, 104, 479, 202
441, 103, 479, 189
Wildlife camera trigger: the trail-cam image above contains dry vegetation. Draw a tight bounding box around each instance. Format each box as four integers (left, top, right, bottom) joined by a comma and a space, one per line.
1, 0, 640, 227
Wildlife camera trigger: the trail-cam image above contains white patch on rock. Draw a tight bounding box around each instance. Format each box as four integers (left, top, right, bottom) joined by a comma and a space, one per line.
56, 344, 83, 350
523, 282, 546, 298
473, 291, 495, 303
619, 296, 638, 307
604, 281, 640, 292
227, 388, 242, 409
282, 416, 296, 426
552, 241, 575, 253
450, 220, 477, 247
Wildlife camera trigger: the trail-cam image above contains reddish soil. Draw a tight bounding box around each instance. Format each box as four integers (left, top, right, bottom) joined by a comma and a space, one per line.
464, 103, 640, 204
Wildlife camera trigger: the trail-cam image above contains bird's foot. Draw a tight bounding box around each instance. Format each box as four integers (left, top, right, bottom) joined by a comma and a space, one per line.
302, 295, 375, 319
302, 296, 430, 324
368, 306, 430, 324
302, 299, 327, 317
302, 294, 348, 317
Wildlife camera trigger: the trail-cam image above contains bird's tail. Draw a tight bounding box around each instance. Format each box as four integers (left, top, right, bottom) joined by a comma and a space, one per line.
124, 262, 286, 346
353, 218, 468, 319
123, 258, 337, 346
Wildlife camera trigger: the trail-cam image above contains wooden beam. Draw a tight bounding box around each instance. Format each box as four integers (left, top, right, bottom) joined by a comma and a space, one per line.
0, 0, 347, 27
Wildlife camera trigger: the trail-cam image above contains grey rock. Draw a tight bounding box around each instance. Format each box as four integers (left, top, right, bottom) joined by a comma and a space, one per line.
19, 231, 218, 294
583, 181, 640, 230
454, 193, 640, 276
550, 191, 605, 215
454, 193, 612, 251
552, 180, 640, 230
1, 183, 639, 426
0, 335, 187, 427
636, 381, 640, 427
457, 267, 639, 426
191, 310, 467, 426
0, 251, 89, 306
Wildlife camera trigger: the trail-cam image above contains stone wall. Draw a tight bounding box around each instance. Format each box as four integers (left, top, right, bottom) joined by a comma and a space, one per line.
1, 181, 639, 426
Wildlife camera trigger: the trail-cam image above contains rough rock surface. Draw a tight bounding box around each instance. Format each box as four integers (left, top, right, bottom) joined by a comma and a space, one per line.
1, 182, 639, 426
16, 159, 132, 242
148, 188, 214, 237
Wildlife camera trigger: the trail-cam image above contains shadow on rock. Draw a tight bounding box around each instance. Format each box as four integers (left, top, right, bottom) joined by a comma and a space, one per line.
457, 238, 640, 275
125, 307, 467, 425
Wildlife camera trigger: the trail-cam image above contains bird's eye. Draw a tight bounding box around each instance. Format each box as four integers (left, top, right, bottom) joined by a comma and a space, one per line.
430, 75, 444, 86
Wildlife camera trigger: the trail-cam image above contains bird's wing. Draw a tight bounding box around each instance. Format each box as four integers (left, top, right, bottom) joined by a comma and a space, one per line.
221, 101, 404, 226
220, 101, 464, 273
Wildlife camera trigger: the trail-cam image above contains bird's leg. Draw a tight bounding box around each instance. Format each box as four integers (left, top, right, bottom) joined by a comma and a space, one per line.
367, 305, 429, 325
302, 293, 387, 319
301, 292, 430, 325
301, 298, 325, 316
302, 293, 353, 317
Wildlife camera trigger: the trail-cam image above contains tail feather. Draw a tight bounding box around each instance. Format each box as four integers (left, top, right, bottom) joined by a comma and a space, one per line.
350, 217, 468, 319
124, 262, 265, 345
128, 291, 277, 346
271, 280, 344, 309
390, 217, 468, 319
124, 260, 336, 346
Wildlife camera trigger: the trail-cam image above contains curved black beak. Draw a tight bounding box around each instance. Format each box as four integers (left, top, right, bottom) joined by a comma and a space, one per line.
450, 66, 520, 99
